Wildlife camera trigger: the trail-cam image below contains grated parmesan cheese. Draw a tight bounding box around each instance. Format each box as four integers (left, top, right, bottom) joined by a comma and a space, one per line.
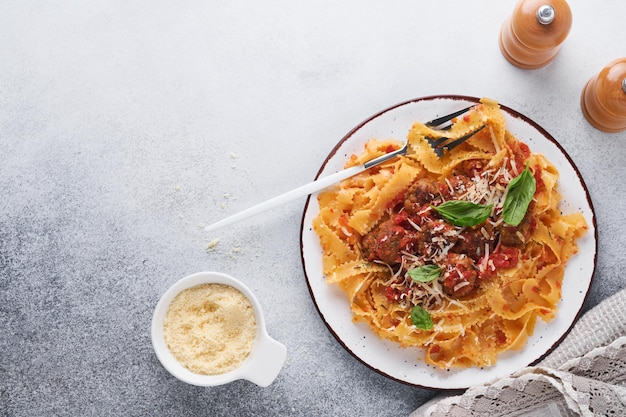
163, 284, 256, 376
488, 125, 501, 153
453, 281, 471, 292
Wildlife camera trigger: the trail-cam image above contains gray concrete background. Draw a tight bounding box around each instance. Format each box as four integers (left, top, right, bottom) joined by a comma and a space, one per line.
1, 1, 625, 416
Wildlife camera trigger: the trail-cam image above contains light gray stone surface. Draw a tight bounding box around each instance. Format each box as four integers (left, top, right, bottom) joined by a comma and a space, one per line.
1, 1, 625, 416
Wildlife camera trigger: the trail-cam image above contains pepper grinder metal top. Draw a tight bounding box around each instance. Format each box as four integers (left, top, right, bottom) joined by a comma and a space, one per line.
536, 5, 556, 25
581, 58, 626, 133
500, 0, 573, 69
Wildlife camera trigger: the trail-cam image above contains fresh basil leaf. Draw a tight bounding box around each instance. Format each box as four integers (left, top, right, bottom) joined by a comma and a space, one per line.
432, 200, 493, 227
503, 164, 536, 226
408, 265, 442, 283
410, 305, 433, 330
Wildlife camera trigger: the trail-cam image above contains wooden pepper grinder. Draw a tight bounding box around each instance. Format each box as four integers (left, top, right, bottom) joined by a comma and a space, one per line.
499, 0, 573, 69
581, 58, 626, 133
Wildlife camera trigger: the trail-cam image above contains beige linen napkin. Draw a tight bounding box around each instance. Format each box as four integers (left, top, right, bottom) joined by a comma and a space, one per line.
410, 287, 626, 417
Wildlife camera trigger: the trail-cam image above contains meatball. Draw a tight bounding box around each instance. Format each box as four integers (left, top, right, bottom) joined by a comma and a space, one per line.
361, 218, 418, 265
440, 253, 478, 298
446, 175, 474, 198
498, 209, 534, 247
404, 178, 446, 214
452, 221, 497, 260
421, 218, 462, 255
453, 159, 488, 178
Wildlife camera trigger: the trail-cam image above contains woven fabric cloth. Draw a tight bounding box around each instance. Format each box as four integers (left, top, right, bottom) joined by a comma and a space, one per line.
410, 287, 626, 417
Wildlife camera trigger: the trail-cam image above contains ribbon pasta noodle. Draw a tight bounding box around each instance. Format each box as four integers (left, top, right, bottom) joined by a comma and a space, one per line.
313, 98, 588, 368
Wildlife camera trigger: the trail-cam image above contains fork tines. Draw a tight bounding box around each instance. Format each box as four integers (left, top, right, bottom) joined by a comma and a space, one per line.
423, 106, 485, 157
424, 106, 475, 129
427, 125, 486, 157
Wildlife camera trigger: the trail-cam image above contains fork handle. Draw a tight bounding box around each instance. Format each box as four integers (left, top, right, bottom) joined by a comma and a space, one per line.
205, 145, 410, 232
205, 164, 365, 232
364, 146, 407, 168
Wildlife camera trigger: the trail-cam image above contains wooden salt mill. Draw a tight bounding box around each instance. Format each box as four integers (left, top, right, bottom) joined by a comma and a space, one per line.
499, 0, 573, 69
581, 58, 626, 133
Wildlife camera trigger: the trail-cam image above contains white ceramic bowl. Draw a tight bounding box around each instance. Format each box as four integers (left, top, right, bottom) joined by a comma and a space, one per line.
151, 271, 287, 387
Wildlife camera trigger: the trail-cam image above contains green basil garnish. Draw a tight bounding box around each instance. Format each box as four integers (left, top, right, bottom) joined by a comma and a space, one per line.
410, 305, 433, 330
432, 200, 493, 227
502, 164, 536, 226
408, 265, 442, 283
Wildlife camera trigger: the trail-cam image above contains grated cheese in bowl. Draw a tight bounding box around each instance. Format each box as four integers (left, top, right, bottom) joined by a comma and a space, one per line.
151, 271, 286, 387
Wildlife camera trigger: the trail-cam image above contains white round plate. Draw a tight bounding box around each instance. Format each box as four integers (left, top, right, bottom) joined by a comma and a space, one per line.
300, 95, 597, 389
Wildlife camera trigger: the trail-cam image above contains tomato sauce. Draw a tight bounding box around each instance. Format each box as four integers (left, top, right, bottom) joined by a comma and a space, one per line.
361, 159, 533, 300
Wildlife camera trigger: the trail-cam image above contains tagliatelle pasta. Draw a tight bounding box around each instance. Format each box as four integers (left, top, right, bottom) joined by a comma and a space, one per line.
313, 98, 588, 369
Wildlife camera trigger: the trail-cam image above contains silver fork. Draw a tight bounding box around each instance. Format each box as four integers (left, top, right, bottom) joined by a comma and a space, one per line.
205, 106, 484, 232
363, 105, 484, 168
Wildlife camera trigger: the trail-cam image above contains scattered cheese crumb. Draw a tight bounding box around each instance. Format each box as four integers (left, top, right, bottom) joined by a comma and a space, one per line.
206, 238, 220, 251
229, 247, 241, 259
